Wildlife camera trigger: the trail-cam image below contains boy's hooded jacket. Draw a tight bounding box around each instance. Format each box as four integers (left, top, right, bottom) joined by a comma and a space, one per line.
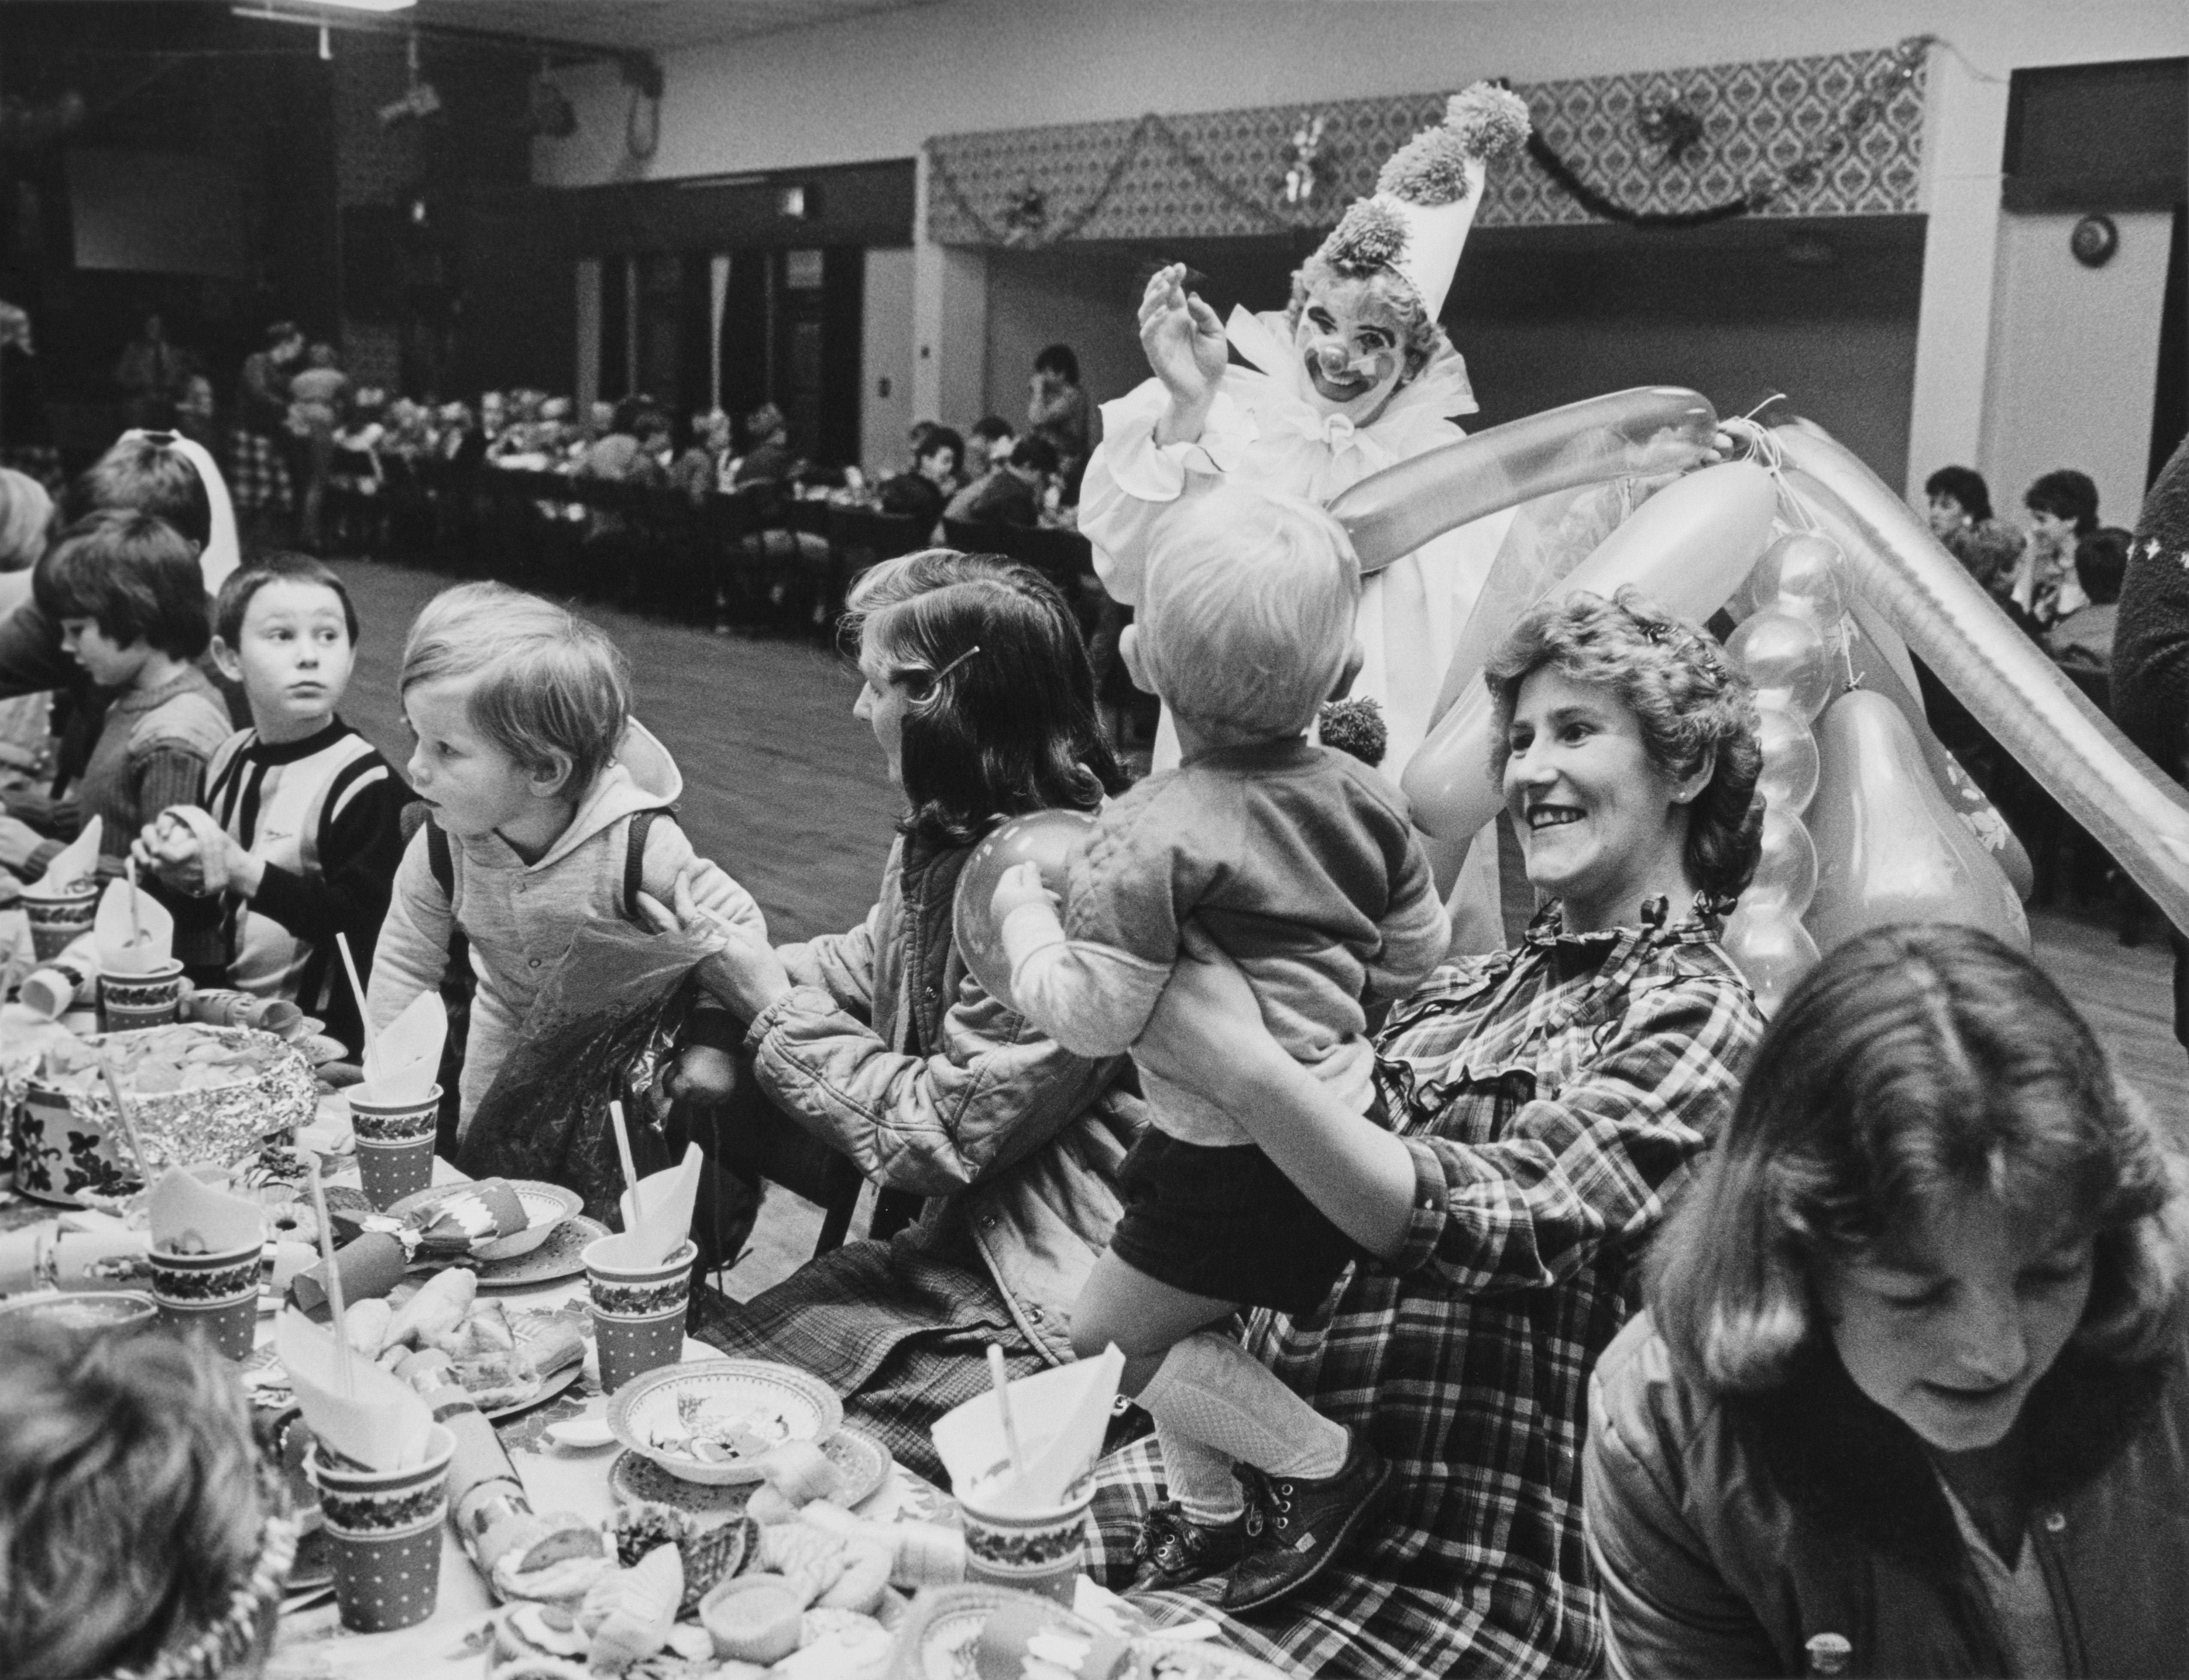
366, 719, 765, 1128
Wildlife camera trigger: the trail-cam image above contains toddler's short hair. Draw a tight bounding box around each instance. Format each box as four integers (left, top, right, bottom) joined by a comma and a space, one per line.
215, 551, 360, 646
400, 581, 629, 792
1138, 483, 1359, 737
35, 509, 210, 659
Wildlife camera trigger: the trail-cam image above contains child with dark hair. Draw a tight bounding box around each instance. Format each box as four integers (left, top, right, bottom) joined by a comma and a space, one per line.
1924, 463, 2023, 603
1028, 342, 1090, 477
943, 434, 1058, 528
0, 511, 229, 885
135, 553, 406, 1055
967, 414, 1017, 471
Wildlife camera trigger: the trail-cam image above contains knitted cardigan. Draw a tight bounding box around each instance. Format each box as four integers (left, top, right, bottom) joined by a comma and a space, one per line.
2112, 437, 2189, 780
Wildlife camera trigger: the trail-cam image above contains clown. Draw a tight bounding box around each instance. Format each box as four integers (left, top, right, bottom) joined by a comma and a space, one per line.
1081, 83, 1533, 777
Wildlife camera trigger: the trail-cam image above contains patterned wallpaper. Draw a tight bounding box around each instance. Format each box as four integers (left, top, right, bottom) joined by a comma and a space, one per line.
926, 43, 1927, 247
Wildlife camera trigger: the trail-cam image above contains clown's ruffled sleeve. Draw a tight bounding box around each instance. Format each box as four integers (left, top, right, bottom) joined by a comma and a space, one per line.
1078, 375, 1253, 606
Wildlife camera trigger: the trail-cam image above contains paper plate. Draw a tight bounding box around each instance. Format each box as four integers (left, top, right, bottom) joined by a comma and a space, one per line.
472, 1214, 608, 1288
240, 1307, 582, 1421
889, 1585, 1296, 1680
608, 1449, 756, 1526
608, 1359, 843, 1487
387, 1179, 584, 1263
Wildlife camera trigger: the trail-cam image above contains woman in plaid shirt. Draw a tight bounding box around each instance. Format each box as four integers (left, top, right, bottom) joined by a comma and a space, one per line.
1085, 589, 1769, 1677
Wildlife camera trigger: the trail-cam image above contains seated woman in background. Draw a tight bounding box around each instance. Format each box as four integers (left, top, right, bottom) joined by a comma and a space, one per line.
1924, 465, 2024, 606
1085, 589, 1768, 1679
2015, 468, 2102, 629
2044, 525, 2130, 678
0, 1326, 296, 1680
1586, 923, 2189, 1678
651, 550, 1141, 1483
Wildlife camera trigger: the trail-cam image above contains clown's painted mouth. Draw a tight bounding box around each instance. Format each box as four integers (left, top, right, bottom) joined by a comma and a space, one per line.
1304, 357, 1376, 402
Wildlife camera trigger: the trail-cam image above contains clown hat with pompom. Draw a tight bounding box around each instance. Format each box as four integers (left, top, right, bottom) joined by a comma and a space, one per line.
1313, 83, 1531, 322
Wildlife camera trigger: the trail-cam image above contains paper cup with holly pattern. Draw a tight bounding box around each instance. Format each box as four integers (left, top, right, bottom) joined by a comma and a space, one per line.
349, 1086, 440, 1210
585, 1235, 696, 1393
148, 1238, 264, 1362
99, 958, 187, 1032
24, 883, 97, 963
958, 1476, 1095, 1604
307, 1423, 455, 1634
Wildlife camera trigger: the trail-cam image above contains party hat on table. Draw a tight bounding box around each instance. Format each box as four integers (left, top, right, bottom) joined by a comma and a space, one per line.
357, 991, 447, 1102
1310, 83, 1531, 323
277, 1307, 437, 1471
30, 816, 101, 892
614, 1141, 703, 1267
148, 1165, 266, 1254
94, 874, 174, 975
931, 1345, 1125, 1514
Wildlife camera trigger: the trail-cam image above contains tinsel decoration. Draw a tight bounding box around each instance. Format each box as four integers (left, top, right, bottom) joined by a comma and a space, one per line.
1637, 94, 1705, 166
1283, 112, 1327, 205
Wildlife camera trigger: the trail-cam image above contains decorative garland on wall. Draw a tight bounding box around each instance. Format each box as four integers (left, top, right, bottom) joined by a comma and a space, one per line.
1523, 34, 1932, 229
927, 38, 1931, 248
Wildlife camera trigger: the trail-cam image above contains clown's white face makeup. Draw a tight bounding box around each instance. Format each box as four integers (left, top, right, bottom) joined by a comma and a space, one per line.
1294, 277, 1412, 424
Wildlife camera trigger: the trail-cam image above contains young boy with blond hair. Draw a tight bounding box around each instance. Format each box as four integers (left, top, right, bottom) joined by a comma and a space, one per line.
366, 582, 763, 1133
992, 482, 1449, 1609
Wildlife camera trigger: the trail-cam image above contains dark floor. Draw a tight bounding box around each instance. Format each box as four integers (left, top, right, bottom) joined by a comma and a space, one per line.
333, 556, 2188, 1289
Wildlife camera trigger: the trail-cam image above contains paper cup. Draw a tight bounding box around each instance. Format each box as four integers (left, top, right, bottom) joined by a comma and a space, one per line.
958, 1479, 1094, 1604
148, 1239, 263, 1361
586, 1236, 696, 1393
24, 884, 98, 963
349, 1086, 440, 1210
99, 959, 187, 1033
307, 1424, 455, 1634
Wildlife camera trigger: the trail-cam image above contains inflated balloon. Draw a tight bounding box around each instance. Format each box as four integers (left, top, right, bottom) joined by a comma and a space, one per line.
1754, 702, 1820, 818
1331, 387, 1719, 574
1721, 900, 1821, 1019
1832, 603, 2035, 902
1725, 610, 1835, 724
1404, 461, 1779, 842
951, 809, 1098, 1010
1781, 486, 1923, 695
1805, 690, 2029, 954
1775, 421, 2189, 935
1742, 531, 1847, 629
1747, 804, 1819, 916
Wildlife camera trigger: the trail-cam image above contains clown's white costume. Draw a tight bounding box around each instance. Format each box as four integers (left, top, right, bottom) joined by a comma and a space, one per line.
1080, 85, 1531, 778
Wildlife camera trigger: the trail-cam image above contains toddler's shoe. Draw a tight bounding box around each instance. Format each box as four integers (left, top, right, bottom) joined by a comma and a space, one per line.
1129, 1501, 1244, 1591
1220, 1433, 1391, 1613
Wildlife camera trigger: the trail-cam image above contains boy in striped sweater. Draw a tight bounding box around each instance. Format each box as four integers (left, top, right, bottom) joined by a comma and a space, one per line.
136, 553, 406, 1055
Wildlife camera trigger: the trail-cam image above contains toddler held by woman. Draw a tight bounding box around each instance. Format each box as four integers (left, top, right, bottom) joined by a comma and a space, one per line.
994, 483, 1449, 1610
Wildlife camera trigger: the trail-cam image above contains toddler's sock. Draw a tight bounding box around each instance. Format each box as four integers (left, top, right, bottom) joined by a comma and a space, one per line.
1155, 1419, 1245, 1528
1137, 1331, 1349, 1481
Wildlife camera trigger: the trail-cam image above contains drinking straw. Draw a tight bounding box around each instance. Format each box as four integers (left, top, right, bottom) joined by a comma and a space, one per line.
609, 1099, 644, 1227
95, 1058, 151, 1187
987, 1343, 1025, 1481
305, 1156, 354, 1398
335, 932, 376, 1071
125, 856, 143, 947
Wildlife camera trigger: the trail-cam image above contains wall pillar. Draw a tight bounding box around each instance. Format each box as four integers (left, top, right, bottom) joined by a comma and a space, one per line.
911, 148, 990, 429
1905, 40, 2011, 498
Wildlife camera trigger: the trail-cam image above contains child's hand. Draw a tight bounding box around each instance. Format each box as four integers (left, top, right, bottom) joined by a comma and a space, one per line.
669, 1044, 741, 1106
1138, 263, 1228, 418
991, 861, 1059, 925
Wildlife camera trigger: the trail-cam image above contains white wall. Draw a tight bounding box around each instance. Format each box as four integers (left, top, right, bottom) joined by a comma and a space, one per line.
861, 244, 917, 471
534, 1, 2187, 186
1980, 210, 2174, 531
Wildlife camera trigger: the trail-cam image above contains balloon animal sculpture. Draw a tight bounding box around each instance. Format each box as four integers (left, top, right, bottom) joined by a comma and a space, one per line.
956, 388, 2189, 1018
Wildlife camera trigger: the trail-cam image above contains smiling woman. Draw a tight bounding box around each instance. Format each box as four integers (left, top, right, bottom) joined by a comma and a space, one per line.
1586, 924, 2189, 1678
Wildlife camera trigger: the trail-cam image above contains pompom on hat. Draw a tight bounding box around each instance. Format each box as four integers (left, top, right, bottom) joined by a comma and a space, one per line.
1311, 82, 1531, 322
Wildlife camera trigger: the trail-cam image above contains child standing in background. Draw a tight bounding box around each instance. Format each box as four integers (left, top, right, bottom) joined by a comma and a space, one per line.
993, 483, 1450, 1611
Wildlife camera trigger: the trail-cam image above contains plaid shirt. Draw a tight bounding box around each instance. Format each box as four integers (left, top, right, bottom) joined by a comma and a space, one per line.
1087, 897, 1765, 1679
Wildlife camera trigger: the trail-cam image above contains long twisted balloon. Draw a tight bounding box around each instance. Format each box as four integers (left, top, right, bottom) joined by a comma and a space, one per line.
1328, 386, 1718, 572
1773, 420, 2189, 932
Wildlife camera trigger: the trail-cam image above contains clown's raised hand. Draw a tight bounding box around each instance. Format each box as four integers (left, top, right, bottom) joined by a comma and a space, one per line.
1138, 263, 1227, 440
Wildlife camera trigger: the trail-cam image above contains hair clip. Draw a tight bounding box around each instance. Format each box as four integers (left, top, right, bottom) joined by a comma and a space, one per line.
928, 644, 983, 684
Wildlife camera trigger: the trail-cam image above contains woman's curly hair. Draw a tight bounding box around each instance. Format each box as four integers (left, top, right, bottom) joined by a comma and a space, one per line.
1485, 586, 1763, 902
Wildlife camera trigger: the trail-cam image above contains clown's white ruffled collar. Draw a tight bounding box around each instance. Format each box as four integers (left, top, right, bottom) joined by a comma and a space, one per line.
1221, 304, 1478, 456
